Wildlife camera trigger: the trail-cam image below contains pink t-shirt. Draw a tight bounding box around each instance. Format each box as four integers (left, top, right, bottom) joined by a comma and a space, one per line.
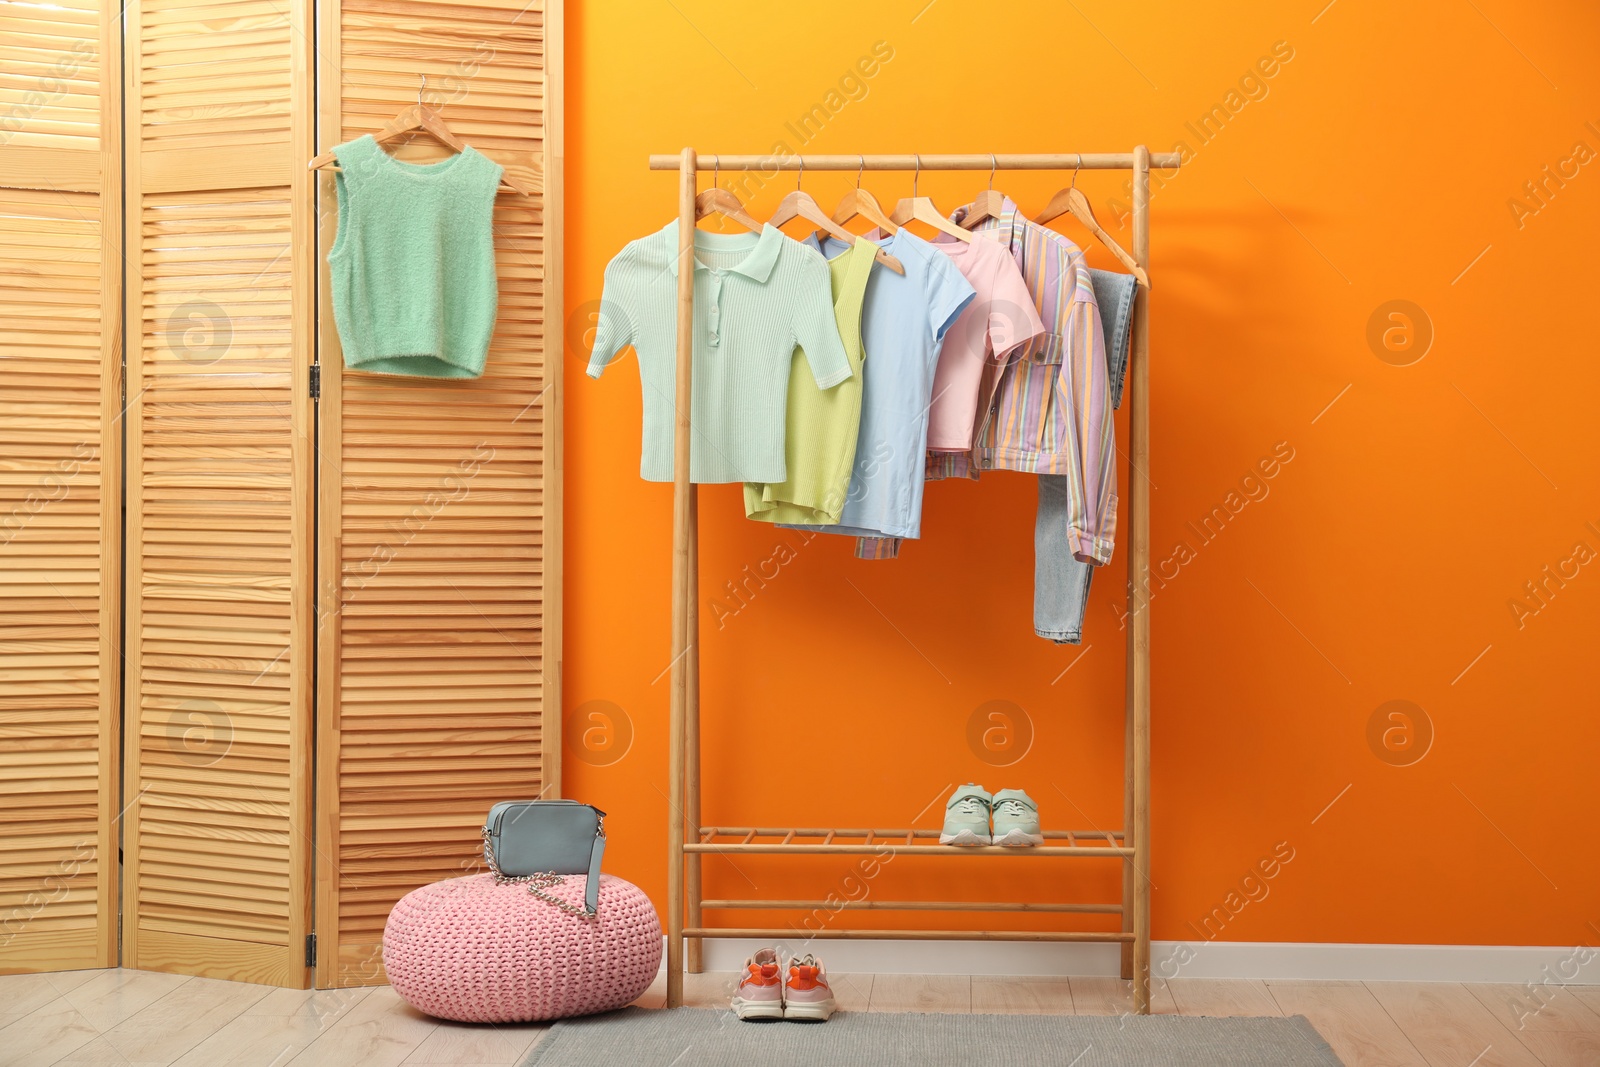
924, 234, 1047, 452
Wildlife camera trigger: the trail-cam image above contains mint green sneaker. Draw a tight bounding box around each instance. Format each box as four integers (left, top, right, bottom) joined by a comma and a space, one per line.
940, 784, 992, 846
991, 789, 1043, 847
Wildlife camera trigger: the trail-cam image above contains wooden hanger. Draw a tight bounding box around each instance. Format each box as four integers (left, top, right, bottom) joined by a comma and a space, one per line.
308, 75, 532, 196
1033, 158, 1149, 288
831, 155, 899, 236
889, 155, 972, 243
958, 154, 1007, 230
694, 157, 763, 233
769, 161, 903, 274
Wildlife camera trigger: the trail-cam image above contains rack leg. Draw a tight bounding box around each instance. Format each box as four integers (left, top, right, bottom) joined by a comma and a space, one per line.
686, 488, 703, 974
1121, 670, 1134, 981
1122, 488, 1136, 982
1129, 144, 1153, 1016
665, 146, 698, 1010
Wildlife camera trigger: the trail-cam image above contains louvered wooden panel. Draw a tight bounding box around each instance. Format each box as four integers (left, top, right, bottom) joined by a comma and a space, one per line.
123, 0, 315, 986
0, 0, 120, 975
314, 0, 563, 987
0, 0, 101, 152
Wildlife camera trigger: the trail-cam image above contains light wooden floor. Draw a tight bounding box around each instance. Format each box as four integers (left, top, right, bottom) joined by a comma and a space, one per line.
2, 967, 1597, 1067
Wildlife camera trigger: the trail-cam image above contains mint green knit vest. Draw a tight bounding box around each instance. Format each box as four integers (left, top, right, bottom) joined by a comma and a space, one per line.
328, 134, 503, 378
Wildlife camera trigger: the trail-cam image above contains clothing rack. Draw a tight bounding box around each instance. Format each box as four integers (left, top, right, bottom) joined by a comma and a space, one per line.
645, 148, 1179, 1013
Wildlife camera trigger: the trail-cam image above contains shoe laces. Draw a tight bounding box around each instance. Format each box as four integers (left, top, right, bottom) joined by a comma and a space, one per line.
954, 796, 987, 817
995, 799, 1028, 818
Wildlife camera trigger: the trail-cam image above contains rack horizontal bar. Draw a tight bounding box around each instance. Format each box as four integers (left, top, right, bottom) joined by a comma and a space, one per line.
698, 827, 1124, 841
684, 927, 1135, 943
690, 843, 1129, 857
702, 900, 1122, 915
648, 152, 1181, 171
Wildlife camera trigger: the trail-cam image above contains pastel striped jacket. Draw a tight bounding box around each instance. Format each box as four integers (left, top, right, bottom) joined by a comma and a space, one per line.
935, 199, 1116, 566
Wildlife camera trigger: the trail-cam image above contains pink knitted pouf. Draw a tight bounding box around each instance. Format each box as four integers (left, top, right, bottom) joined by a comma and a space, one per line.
383, 873, 662, 1023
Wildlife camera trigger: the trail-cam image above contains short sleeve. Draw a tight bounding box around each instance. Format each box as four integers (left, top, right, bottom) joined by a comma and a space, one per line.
923, 248, 975, 344
985, 253, 1046, 362
587, 254, 635, 379
792, 251, 852, 389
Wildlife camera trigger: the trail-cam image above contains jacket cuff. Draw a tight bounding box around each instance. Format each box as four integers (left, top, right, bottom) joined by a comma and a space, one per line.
1069, 529, 1115, 566
855, 537, 902, 560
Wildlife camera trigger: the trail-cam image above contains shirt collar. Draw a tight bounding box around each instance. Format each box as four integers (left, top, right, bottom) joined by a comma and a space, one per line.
663, 220, 783, 282
999, 196, 1025, 233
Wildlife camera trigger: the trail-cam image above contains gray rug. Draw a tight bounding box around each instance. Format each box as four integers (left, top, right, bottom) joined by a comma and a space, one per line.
520, 1007, 1343, 1066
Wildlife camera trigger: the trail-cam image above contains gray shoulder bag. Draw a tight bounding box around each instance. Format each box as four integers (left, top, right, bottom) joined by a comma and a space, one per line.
481, 800, 606, 917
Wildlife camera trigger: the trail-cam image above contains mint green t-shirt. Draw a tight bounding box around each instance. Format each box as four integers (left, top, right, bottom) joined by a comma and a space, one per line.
589, 222, 851, 484
743, 237, 878, 524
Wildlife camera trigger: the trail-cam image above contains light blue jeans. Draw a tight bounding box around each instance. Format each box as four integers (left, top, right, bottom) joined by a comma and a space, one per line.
1035, 269, 1137, 643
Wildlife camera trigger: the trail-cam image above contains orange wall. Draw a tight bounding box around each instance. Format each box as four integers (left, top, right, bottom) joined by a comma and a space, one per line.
563, 0, 1600, 947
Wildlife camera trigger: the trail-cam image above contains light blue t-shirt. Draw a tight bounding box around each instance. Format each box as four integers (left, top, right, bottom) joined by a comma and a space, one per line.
785, 229, 974, 540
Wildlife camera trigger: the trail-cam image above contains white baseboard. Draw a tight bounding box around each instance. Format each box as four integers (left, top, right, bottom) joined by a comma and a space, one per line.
688, 938, 1600, 985
1151, 940, 1600, 984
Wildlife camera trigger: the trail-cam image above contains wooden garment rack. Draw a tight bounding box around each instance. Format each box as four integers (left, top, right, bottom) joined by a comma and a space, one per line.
645, 148, 1178, 1013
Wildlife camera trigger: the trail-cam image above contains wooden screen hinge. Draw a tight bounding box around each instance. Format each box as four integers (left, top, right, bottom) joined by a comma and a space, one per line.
305, 932, 316, 967
309, 363, 321, 400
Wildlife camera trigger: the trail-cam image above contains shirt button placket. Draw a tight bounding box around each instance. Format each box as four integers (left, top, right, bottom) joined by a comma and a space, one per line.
708, 269, 723, 346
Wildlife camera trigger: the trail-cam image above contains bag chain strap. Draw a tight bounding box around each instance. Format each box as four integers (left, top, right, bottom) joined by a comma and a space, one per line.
480, 827, 597, 919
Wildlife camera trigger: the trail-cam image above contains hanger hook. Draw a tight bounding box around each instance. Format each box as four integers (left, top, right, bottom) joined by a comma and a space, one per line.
856, 154, 864, 189
988, 153, 997, 190
1071, 153, 1081, 190
417, 73, 426, 108
797, 156, 803, 191
913, 153, 920, 198
713, 154, 719, 189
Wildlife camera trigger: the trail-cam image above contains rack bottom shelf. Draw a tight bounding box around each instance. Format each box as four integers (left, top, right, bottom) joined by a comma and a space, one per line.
683, 928, 1133, 943
690, 825, 1129, 858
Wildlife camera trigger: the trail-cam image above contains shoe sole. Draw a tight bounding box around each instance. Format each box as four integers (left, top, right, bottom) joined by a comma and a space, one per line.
939, 829, 992, 846
784, 999, 836, 1021
731, 997, 785, 1021
992, 828, 1044, 847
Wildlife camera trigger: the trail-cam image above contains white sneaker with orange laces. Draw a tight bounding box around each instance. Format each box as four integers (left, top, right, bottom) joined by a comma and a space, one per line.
782, 953, 836, 1021
731, 947, 785, 1020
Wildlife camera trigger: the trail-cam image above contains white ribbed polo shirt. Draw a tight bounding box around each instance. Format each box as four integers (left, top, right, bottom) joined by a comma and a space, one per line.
589, 221, 851, 483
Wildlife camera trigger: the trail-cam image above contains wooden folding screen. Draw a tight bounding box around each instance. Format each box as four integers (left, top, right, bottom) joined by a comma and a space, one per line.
313, 0, 563, 986
2, 0, 555, 985
0, 0, 121, 975
120, 0, 316, 984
